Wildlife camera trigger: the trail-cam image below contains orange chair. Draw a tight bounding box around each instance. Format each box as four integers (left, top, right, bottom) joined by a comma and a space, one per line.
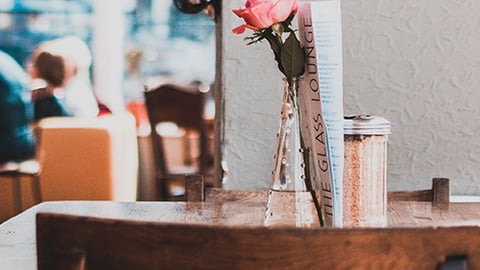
36, 113, 139, 201
0, 113, 139, 222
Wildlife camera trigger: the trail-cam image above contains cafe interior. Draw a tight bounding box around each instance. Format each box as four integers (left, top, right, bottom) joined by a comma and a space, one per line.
2, 0, 480, 269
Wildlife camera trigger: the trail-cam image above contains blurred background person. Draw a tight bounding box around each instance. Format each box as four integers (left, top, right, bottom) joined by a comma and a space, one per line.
28, 36, 100, 120
28, 50, 71, 121
0, 50, 36, 163
48, 36, 101, 117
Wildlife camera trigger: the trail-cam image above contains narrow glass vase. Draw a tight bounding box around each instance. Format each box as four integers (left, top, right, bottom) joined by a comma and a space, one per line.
264, 77, 322, 228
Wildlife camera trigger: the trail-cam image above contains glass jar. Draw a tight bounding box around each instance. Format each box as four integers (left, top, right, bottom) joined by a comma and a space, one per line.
343, 114, 391, 227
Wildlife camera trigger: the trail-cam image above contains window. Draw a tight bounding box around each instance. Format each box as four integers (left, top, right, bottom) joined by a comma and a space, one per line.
0, 0, 215, 100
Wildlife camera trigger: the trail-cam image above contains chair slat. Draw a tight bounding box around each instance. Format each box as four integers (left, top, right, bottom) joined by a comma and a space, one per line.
37, 212, 480, 270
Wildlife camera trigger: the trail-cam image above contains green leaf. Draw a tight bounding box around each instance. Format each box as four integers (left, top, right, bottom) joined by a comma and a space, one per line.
281, 32, 305, 81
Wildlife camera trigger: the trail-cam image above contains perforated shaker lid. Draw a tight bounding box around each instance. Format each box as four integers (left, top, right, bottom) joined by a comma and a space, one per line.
344, 114, 391, 135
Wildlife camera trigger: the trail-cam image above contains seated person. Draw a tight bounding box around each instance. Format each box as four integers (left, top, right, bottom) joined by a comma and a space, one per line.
28, 36, 100, 120
46, 36, 100, 118
29, 51, 71, 121
0, 50, 36, 163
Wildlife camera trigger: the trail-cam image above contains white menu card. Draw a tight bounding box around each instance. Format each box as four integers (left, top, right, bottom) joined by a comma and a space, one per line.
298, 0, 344, 227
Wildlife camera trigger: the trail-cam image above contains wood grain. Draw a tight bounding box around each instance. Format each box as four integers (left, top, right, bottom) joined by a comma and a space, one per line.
190, 176, 450, 209
37, 212, 479, 270
2, 198, 480, 269
205, 188, 268, 204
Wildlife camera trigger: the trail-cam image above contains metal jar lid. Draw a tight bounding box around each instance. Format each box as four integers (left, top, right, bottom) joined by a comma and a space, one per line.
344, 114, 391, 135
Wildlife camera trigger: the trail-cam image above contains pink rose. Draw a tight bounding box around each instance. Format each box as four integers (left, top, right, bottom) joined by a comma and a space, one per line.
232, 0, 298, 34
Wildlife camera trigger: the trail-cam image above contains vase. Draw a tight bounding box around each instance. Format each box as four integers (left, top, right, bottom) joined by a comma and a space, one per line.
264, 77, 323, 228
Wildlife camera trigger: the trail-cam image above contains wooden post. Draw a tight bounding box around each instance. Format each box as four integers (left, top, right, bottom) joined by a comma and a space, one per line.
185, 174, 204, 202
432, 177, 450, 208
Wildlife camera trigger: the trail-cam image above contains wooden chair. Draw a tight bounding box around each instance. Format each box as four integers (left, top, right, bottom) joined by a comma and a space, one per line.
0, 159, 41, 214
144, 83, 212, 201
186, 174, 450, 206
0, 124, 44, 216
36, 212, 475, 270
32, 114, 139, 202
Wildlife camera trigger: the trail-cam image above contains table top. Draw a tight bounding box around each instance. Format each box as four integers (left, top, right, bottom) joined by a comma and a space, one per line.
1, 200, 480, 269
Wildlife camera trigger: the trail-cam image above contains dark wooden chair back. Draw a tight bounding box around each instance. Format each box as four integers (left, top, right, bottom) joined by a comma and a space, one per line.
388, 177, 450, 207
37, 212, 475, 270
186, 175, 450, 206
144, 83, 210, 200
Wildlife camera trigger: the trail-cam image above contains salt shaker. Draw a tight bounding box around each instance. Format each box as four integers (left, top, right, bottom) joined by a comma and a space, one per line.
343, 114, 391, 227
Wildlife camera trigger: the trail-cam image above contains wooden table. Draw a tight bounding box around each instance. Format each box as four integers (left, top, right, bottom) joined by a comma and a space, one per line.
1, 200, 480, 269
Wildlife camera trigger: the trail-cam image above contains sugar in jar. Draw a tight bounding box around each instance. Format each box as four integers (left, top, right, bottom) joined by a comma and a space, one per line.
343, 114, 391, 227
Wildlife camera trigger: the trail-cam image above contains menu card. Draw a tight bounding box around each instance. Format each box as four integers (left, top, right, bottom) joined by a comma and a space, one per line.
298, 0, 344, 227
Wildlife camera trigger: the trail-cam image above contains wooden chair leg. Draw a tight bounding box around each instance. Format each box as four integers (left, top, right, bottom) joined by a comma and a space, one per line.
12, 174, 22, 214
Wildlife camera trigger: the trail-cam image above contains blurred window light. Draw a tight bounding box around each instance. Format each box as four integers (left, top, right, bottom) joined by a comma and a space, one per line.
0, 0, 215, 86
0, 0, 14, 11
0, 14, 12, 29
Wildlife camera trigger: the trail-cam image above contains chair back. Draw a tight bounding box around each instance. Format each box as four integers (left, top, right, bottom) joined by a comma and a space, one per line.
186, 175, 450, 206
388, 177, 450, 207
144, 83, 210, 199
37, 212, 476, 270
35, 113, 139, 201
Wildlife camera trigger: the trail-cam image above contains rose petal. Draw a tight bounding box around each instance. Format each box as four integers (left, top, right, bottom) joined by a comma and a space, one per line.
232, 8, 246, 17
232, 25, 247, 34
232, 0, 297, 33
241, 2, 275, 29
269, 0, 298, 22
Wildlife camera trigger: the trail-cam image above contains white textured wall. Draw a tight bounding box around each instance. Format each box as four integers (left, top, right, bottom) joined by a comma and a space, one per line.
222, 0, 480, 195
222, 0, 283, 190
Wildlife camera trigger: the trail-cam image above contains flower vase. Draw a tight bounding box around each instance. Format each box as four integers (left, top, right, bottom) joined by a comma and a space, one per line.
264, 77, 323, 228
